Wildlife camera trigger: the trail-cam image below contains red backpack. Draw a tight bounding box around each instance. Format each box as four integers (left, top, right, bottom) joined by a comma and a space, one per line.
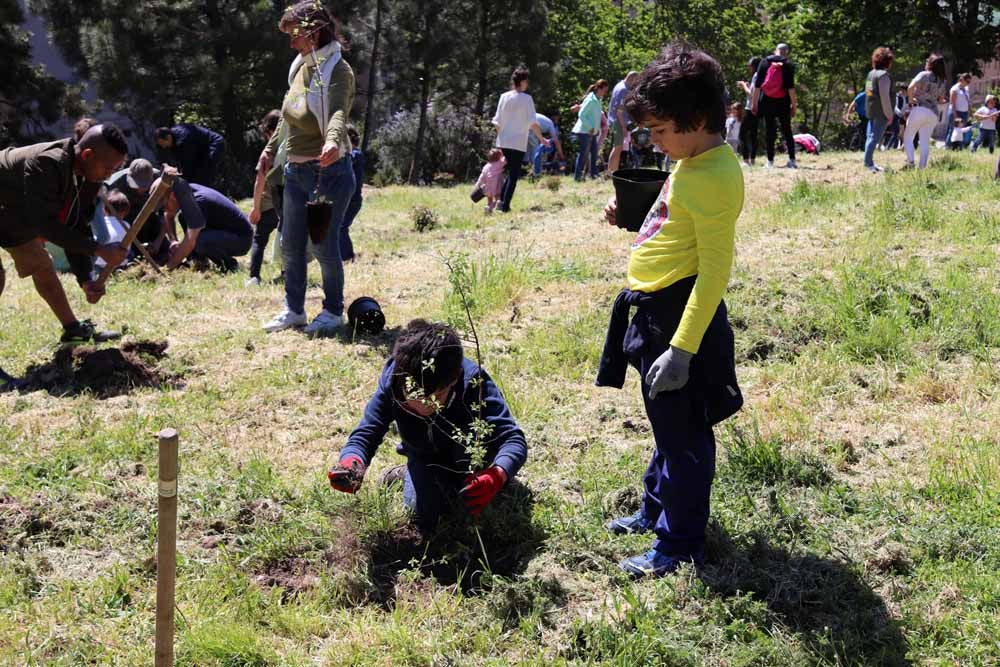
760, 60, 786, 99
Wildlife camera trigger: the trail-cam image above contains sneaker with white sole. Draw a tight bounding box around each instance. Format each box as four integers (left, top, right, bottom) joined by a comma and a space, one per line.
263, 309, 307, 333
785, 159, 798, 169
764, 160, 774, 169
303, 309, 344, 338
245, 276, 261, 287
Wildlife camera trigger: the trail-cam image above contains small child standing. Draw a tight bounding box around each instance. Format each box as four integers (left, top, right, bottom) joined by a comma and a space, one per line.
598, 42, 744, 579
725, 103, 743, 153
950, 118, 971, 151
476, 148, 506, 214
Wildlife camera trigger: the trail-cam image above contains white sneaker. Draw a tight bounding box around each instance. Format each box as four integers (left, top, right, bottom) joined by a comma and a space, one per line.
785, 159, 798, 169
303, 309, 344, 338
764, 160, 774, 169
741, 161, 752, 169
263, 309, 307, 333
245, 277, 261, 287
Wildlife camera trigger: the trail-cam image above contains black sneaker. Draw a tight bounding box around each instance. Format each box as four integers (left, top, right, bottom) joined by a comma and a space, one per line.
0, 367, 19, 392
60, 319, 122, 345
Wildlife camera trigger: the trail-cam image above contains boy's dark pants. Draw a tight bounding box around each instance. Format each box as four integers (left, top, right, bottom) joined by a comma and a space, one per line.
402, 459, 466, 529
248, 208, 279, 279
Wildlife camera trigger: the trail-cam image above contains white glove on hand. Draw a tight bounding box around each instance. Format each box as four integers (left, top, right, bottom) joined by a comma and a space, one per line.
645, 345, 694, 399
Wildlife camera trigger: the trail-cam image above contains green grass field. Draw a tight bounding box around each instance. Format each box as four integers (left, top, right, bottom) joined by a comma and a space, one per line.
1, 148, 999, 665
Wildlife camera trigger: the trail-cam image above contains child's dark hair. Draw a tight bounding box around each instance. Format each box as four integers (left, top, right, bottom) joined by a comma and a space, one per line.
487, 148, 503, 162
730, 103, 744, 120
624, 41, 726, 135
106, 189, 130, 218
346, 125, 360, 147
511, 66, 530, 88
392, 319, 464, 396
259, 109, 281, 136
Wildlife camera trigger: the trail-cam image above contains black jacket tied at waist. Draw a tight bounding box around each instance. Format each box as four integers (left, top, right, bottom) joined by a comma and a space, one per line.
595, 275, 743, 426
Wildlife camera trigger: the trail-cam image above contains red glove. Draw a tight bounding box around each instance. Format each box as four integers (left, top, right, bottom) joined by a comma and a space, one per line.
328, 455, 366, 494
460, 466, 508, 516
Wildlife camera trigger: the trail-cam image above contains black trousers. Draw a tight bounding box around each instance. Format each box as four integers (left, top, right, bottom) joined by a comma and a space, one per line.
739, 109, 759, 163
248, 207, 279, 279
499, 148, 525, 212
760, 95, 796, 162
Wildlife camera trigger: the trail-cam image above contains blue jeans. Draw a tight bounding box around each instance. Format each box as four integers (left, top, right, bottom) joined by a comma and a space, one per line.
403, 460, 466, 529
573, 133, 593, 180
282, 157, 355, 316
532, 142, 555, 175
973, 128, 996, 154
864, 116, 889, 168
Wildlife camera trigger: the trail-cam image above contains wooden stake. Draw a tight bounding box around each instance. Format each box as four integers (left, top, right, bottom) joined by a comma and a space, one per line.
155, 428, 179, 667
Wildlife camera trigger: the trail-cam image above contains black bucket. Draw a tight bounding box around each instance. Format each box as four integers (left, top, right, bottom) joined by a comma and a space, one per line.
306, 200, 333, 244
347, 296, 386, 335
611, 168, 668, 232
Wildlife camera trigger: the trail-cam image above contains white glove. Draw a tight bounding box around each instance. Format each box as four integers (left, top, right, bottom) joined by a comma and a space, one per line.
645, 345, 693, 398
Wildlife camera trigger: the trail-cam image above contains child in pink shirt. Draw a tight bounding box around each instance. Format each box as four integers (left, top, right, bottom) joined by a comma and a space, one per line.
476, 148, 506, 213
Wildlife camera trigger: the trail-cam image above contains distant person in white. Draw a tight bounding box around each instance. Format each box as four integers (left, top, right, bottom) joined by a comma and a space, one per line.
492, 66, 550, 213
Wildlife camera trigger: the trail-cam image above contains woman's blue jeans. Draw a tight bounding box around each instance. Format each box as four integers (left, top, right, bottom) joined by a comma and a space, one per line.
864, 116, 889, 168
283, 156, 355, 316
574, 133, 593, 181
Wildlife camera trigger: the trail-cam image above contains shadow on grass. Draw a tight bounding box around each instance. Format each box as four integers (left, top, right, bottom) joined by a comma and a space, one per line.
703, 525, 911, 666
331, 324, 403, 357
365, 480, 546, 606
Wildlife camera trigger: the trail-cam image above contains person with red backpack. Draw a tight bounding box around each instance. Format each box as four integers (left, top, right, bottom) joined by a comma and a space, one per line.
751, 43, 798, 169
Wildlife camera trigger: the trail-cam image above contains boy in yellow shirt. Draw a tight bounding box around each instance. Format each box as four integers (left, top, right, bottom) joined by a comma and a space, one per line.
596, 42, 744, 578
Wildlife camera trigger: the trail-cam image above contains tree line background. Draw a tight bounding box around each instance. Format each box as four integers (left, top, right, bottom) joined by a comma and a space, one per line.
3, 0, 999, 194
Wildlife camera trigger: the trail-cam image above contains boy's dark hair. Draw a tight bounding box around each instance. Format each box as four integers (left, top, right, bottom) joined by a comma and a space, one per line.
259, 109, 281, 136
392, 319, 464, 396
79, 123, 128, 156
624, 41, 726, 135
106, 189, 130, 218
154, 127, 173, 141
872, 46, 894, 70
511, 67, 530, 88
346, 124, 360, 147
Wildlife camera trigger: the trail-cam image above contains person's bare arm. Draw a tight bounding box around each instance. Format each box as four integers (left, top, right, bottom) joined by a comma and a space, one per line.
166, 227, 201, 270
249, 159, 267, 225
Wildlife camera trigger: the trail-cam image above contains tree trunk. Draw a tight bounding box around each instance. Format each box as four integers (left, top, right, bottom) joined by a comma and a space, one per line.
474, 1, 490, 117
361, 0, 382, 153
410, 71, 432, 185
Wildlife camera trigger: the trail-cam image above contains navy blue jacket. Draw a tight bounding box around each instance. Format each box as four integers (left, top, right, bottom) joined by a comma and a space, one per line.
341, 358, 527, 479
158, 124, 224, 185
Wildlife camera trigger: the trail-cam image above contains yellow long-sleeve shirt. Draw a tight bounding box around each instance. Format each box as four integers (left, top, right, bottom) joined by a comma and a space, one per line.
627, 143, 744, 353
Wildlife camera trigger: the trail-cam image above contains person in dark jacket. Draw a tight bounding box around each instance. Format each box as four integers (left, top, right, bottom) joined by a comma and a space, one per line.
340, 126, 365, 262
154, 123, 225, 189
0, 125, 130, 369
328, 319, 528, 529
751, 43, 798, 169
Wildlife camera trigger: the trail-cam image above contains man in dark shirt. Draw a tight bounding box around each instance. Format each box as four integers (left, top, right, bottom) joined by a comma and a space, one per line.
154, 124, 225, 189
0, 125, 130, 369
103, 158, 164, 247
157, 178, 252, 272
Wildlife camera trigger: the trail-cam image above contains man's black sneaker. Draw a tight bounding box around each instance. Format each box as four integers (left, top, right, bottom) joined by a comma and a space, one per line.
60, 319, 122, 345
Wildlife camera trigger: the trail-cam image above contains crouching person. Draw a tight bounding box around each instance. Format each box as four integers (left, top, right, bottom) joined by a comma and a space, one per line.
596, 42, 744, 578
328, 319, 527, 529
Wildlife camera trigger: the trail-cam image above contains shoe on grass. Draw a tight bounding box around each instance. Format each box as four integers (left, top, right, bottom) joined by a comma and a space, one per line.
0, 367, 20, 393
245, 276, 261, 287
263, 309, 307, 333
60, 319, 122, 345
764, 160, 774, 169
619, 549, 684, 579
303, 309, 343, 338
606, 511, 655, 535
785, 159, 798, 169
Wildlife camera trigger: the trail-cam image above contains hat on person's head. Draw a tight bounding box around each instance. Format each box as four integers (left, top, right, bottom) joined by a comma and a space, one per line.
127, 158, 155, 190
776, 43, 790, 55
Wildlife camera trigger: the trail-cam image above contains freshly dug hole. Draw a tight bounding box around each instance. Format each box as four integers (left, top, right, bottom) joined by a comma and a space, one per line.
20, 339, 175, 398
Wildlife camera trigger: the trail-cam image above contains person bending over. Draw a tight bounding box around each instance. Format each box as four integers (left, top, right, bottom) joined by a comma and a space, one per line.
157, 178, 252, 272
598, 42, 744, 578
0, 124, 129, 361
328, 319, 527, 530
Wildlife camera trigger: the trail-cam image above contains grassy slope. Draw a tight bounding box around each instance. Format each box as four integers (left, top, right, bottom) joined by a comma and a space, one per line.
1, 149, 998, 666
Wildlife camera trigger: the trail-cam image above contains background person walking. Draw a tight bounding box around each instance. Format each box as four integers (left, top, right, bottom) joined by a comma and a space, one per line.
492, 67, 549, 213
905, 54, 948, 169
752, 43, 798, 169
571, 80, 607, 181
863, 47, 895, 173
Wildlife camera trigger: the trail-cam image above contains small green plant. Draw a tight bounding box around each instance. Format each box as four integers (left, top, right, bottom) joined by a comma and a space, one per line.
411, 205, 440, 232
543, 176, 561, 192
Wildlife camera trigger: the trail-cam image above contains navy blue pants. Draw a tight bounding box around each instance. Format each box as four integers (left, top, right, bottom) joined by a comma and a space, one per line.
402, 460, 466, 529
340, 195, 361, 261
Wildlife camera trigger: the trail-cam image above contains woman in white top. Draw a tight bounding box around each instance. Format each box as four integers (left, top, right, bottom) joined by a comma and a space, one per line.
949, 72, 973, 148
905, 54, 948, 169
492, 67, 549, 212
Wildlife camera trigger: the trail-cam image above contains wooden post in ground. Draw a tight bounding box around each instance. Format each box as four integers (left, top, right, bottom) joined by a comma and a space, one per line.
155, 428, 179, 667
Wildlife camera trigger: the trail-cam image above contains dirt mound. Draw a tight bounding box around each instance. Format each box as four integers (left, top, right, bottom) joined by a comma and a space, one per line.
20, 339, 174, 398
254, 557, 321, 600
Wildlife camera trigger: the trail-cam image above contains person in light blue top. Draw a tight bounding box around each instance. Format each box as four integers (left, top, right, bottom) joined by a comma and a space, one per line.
607, 72, 639, 174
571, 79, 608, 181
528, 112, 566, 175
